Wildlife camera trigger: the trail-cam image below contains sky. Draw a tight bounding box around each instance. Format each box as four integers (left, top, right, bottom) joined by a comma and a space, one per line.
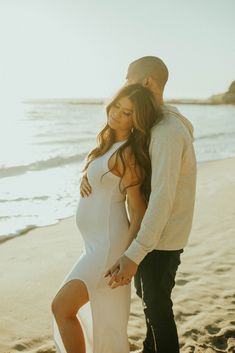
0, 0, 235, 103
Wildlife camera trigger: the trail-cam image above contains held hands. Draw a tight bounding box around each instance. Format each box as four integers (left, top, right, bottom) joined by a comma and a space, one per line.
104, 255, 138, 289
80, 174, 92, 197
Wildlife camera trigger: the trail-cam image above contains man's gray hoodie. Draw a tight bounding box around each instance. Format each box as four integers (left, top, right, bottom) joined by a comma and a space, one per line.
124, 105, 197, 264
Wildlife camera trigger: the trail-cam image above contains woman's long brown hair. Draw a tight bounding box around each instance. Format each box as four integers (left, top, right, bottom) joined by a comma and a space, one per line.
82, 83, 163, 203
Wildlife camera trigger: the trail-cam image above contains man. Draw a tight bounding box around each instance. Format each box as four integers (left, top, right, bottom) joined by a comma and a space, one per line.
81, 56, 197, 353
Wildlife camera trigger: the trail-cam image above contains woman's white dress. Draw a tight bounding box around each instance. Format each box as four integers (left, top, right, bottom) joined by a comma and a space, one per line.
52, 140, 132, 353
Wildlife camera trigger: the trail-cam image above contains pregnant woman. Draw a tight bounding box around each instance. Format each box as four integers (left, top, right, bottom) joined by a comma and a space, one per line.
51, 83, 162, 353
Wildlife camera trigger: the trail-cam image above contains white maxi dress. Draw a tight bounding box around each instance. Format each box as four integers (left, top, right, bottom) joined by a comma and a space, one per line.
52, 140, 132, 353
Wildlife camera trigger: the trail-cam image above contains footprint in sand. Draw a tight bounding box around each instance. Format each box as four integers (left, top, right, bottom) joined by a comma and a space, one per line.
227, 337, 235, 352
176, 311, 200, 322
224, 293, 235, 299
183, 328, 200, 339
182, 344, 195, 353
176, 279, 188, 286
205, 325, 221, 335
11, 337, 56, 353
215, 267, 231, 273
178, 272, 191, 277
12, 338, 36, 351
33, 343, 56, 353
211, 335, 228, 350
209, 328, 235, 351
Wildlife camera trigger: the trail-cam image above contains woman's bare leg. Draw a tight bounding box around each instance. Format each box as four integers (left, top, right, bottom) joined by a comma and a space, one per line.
51, 279, 89, 353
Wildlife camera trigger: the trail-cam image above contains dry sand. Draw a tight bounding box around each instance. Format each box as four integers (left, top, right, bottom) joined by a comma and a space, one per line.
0, 158, 235, 353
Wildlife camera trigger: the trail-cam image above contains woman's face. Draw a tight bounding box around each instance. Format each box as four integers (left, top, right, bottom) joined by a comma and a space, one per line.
108, 96, 134, 133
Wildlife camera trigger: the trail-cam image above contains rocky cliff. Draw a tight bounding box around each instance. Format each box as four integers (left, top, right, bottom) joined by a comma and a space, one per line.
209, 81, 235, 104
223, 81, 235, 103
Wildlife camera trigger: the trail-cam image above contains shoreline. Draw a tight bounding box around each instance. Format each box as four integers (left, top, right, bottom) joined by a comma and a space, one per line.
23, 98, 235, 106
0, 157, 235, 352
1, 156, 235, 247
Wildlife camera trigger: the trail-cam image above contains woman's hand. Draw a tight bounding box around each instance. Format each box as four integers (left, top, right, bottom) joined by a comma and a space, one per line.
105, 255, 138, 288
80, 174, 92, 197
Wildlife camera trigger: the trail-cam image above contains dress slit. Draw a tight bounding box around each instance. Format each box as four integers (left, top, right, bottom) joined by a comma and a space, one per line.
52, 276, 94, 353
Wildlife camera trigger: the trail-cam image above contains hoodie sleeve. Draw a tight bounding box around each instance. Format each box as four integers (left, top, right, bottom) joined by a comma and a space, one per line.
124, 122, 185, 265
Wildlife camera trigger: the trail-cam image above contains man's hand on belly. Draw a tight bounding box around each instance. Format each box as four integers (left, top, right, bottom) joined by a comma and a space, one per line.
104, 255, 138, 288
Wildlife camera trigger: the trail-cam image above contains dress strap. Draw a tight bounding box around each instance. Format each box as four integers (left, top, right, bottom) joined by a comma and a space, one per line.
102, 140, 127, 179
107, 140, 127, 157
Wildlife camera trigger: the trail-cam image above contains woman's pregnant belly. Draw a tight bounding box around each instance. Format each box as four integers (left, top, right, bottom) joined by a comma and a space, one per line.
76, 192, 105, 235
76, 191, 130, 250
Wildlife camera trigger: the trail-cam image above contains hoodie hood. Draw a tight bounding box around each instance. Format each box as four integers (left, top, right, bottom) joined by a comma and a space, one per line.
162, 104, 195, 141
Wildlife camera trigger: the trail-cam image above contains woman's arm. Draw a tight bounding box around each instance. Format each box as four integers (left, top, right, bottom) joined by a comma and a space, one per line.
125, 185, 147, 241
120, 148, 147, 241
105, 148, 147, 286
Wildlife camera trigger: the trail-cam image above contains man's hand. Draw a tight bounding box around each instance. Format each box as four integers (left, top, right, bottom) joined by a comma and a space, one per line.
80, 174, 92, 197
104, 255, 138, 289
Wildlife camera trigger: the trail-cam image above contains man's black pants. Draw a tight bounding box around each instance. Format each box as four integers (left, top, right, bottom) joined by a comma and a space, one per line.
134, 249, 183, 353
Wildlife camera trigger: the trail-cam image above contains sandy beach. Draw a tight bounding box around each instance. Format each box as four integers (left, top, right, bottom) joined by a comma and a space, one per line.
0, 157, 235, 353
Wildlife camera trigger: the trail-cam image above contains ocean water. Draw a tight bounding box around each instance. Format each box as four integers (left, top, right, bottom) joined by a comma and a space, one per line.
0, 102, 235, 242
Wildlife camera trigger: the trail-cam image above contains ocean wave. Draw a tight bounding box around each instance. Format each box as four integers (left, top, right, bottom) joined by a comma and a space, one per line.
0, 153, 87, 178
35, 136, 93, 145
0, 224, 38, 244
196, 131, 235, 141
0, 196, 49, 203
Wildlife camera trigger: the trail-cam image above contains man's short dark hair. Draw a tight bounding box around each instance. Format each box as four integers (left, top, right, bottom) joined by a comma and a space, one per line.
128, 56, 169, 90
